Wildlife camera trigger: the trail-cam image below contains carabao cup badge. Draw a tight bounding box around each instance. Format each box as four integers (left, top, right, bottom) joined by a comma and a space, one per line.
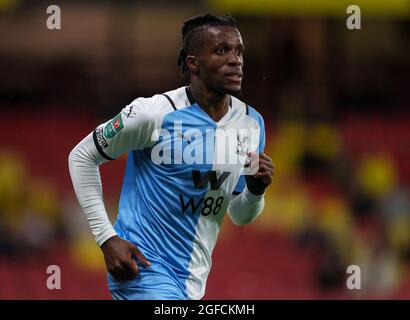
104, 113, 124, 138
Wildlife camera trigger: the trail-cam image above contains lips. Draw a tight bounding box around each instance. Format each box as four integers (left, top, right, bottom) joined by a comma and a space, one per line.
225, 71, 243, 82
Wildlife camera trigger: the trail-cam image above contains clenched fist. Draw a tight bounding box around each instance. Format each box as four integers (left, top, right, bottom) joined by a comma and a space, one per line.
245, 152, 275, 195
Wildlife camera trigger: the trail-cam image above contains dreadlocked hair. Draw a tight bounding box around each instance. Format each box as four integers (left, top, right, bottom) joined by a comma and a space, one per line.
177, 13, 238, 74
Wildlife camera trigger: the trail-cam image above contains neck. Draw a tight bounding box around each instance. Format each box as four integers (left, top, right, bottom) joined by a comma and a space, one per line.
189, 81, 229, 122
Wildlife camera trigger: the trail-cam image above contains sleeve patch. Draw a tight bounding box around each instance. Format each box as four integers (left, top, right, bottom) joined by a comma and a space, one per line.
104, 113, 124, 138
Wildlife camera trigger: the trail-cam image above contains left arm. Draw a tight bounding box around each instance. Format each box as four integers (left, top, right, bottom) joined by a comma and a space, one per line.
228, 153, 274, 225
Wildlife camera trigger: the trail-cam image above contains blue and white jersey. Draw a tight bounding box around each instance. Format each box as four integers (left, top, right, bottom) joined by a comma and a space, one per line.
93, 86, 265, 299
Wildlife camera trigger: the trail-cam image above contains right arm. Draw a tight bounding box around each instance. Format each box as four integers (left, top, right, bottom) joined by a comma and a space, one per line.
68, 98, 160, 280
68, 132, 116, 246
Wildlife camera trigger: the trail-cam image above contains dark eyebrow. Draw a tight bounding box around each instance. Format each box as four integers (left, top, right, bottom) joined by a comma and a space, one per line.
215, 41, 245, 50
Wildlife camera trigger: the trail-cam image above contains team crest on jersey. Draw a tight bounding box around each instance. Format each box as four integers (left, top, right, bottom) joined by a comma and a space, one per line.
236, 133, 248, 156
104, 113, 124, 138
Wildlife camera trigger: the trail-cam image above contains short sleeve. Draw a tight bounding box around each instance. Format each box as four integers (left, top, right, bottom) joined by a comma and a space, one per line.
92, 98, 161, 160
232, 106, 266, 195
250, 106, 265, 154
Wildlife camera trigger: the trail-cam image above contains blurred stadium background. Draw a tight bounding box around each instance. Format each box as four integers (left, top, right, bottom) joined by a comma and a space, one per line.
0, 0, 409, 299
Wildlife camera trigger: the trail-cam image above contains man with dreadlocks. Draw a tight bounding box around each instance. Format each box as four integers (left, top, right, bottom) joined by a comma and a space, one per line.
69, 13, 274, 300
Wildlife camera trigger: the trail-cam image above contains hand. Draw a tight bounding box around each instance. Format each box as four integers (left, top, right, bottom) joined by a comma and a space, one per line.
100, 235, 151, 281
245, 152, 275, 195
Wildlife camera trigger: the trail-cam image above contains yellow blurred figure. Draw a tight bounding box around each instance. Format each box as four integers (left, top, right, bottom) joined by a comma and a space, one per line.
315, 196, 354, 259
0, 151, 27, 228
70, 235, 106, 271
357, 153, 397, 198
268, 121, 305, 177
306, 122, 341, 160
255, 178, 312, 233
27, 179, 61, 223
388, 215, 410, 260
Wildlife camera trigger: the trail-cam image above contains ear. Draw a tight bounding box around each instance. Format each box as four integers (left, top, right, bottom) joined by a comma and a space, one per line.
186, 55, 199, 73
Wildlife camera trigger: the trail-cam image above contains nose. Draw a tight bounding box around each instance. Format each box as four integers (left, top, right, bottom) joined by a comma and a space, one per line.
227, 50, 242, 66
